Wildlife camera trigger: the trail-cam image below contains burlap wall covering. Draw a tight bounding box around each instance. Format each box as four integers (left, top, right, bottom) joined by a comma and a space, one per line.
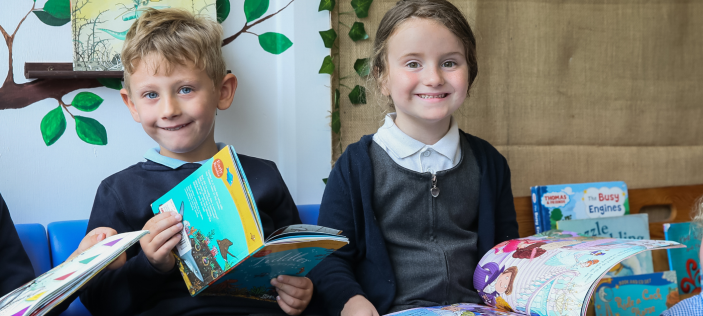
332, 0, 703, 197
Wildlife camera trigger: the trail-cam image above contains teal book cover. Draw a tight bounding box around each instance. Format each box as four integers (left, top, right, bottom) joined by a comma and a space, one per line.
557, 214, 654, 277
151, 146, 349, 300
531, 181, 629, 233
664, 222, 702, 295
594, 271, 680, 316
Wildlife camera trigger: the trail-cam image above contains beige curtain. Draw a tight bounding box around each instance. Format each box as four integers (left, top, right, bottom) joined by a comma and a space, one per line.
332, 0, 703, 197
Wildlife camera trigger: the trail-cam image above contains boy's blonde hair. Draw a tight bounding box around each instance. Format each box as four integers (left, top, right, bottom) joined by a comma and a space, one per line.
121, 8, 226, 92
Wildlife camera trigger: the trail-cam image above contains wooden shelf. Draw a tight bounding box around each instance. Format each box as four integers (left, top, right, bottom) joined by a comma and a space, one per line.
24, 63, 123, 79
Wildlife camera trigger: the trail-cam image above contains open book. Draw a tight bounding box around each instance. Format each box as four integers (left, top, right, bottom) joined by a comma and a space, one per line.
0, 231, 148, 316
385, 231, 683, 316
151, 145, 348, 301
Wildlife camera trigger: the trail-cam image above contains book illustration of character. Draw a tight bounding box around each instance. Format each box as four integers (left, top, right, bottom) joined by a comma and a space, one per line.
493, 240, 522, 254
216, 238, 238, 261
596, 285, 614, 316
473, 262, 518, 306
512, 241, 548, 260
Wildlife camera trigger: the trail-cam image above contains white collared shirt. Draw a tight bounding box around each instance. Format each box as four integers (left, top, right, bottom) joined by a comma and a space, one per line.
372, 113, 461, 174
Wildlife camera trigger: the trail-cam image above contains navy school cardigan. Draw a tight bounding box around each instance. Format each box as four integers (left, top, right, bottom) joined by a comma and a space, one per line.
307, 131, 519, 315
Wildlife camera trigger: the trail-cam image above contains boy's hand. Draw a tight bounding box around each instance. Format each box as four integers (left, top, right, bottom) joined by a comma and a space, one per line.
67, 227, 125, 270
140, 212, 183, 272
271, 275, 313, 315
341, 295, 379, 316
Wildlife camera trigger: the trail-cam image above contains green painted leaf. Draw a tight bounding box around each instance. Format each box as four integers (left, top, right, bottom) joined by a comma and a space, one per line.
42, 0, 70, 20
322, 178, 328, 184
318, 0, 335, 11
32, 10, 70, 26
40, 106, 66, 146
331, 111, 340, 134
348, 22, 368, 42
349, 85, 367, 105
244, 0, 269, 23
97, 78, 122, 90
350, 0, 373, 18
258, 32, 293, 54
334, 89, 340, 109
75, 116, 108, 145
319, 55, 334, 74
319, 28, 337, 49
72, 92, 103, 112
216, 0, 231, 23
354, 58, 370, 77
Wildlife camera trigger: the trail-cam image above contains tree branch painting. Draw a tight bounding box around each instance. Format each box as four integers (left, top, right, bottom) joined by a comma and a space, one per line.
0, 0, 295, 146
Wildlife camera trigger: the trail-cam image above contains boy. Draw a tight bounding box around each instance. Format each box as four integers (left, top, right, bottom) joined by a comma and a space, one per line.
80, 9, 312, 316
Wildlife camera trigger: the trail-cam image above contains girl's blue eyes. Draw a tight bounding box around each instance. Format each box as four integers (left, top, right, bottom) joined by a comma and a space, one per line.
442, 61, 456, 67
407, 62, 420, 69
405, 61, 457, 69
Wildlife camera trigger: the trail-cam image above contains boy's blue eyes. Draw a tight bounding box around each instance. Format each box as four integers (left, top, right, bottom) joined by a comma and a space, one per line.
145, 92, 158, 99
179, 87, 193, 94
143, 87, 192, 99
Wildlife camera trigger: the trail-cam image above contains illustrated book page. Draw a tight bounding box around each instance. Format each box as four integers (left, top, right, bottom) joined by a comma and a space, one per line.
0, 231, 148, 316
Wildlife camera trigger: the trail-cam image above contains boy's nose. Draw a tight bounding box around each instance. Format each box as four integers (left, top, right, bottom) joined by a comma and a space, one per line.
160, 95, 182, 119
422, 66, 444, 87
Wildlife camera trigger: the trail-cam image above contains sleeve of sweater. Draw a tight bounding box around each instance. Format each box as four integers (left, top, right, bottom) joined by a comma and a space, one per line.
79, 182, 177, 316
0, 193, 35, 298
307, 155, 367, 316
494, 154, 520, 243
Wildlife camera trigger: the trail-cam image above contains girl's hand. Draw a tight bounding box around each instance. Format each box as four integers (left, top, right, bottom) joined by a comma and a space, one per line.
271, 275, 313, 315
67, 227, 125, 270
341, 295, 379, 316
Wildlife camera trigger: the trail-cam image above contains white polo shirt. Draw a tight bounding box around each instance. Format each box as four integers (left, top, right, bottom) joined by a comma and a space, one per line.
372, 113, 461, 174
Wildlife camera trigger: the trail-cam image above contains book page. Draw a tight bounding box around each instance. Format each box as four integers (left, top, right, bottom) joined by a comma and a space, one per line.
385, 303, 522, 315
475, 232, 683, 316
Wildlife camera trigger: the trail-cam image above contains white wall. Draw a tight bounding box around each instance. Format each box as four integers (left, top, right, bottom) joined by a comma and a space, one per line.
0, 0, 331, 226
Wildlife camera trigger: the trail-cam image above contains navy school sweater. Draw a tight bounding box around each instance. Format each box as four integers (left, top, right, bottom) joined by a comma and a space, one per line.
307, 132, 520, 315
0, 193, 35, 297
80, 156, 301, 316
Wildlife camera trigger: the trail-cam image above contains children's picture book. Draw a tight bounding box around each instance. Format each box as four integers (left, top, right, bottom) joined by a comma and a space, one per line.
70, 0, 216, 71
557, 214, 654, 277
531, 181, 629, 233
386, 232, 684, 316
664, 222, 702, 295
0, 231, 148, 316
593, 271, 679, 316
151, 145, 348, 301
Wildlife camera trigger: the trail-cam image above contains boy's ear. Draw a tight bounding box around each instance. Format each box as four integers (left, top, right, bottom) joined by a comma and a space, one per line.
217, 73, 238, 111
121, 88, 141, 123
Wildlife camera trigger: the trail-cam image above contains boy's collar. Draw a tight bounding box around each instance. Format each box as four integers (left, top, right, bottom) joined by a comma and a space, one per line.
144, 142, 227, 169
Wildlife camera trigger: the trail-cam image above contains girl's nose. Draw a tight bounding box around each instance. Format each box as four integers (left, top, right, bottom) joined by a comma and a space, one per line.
422, 65, 444, 87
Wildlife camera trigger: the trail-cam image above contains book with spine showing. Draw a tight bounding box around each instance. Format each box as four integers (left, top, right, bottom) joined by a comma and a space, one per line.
530, 181, 629, 233
593, 271, 680, 316
664, 222, 702, 295
557, 214, 654, 277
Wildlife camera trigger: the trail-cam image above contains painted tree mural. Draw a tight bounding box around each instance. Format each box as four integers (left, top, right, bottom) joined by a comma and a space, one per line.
0, 0, 295, 146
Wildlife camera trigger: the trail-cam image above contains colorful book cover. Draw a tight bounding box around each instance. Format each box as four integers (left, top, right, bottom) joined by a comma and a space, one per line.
70, 0, 216, 71
151, 146, 348, 300
664, 222, 702, 295
0, 231, 148, 316
593, 271, 680, 316
531, 181, 629, 233
477, 234, 682, 316
557, 214, 654, 277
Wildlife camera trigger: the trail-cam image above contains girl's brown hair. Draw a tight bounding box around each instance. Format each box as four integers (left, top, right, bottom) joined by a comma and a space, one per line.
371, 0, 478, 95
503, 266, 518, 295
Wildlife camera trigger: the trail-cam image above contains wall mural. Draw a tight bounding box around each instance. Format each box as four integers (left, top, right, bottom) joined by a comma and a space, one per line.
0, 0, 300, 146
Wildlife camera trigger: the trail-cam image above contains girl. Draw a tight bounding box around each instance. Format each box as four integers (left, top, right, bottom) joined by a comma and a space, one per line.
308, 1, 519, 315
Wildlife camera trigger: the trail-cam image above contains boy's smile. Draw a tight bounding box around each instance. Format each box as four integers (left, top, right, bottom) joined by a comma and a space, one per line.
382, 18, 469, 144
121, 54, 237, 162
